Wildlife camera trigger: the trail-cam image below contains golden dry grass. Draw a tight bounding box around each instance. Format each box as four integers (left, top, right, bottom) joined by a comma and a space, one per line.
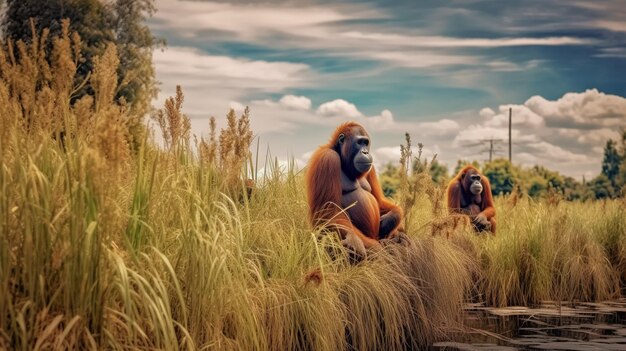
1, 23, 625, 350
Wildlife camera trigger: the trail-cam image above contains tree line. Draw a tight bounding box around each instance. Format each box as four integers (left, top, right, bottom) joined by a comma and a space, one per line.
2, 0, 158, 148
380, 131, 626, 201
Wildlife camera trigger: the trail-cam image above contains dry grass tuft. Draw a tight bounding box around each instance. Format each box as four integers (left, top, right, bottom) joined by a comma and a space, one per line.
2, 21, 626, 351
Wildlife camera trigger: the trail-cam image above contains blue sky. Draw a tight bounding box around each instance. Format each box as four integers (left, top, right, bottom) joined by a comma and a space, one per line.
149, 0, 626, 179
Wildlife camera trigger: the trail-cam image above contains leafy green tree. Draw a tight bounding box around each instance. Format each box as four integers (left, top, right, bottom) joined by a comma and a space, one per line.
617, 130, 626, 193
525, 165, 565, 197
379, 163, 400, 198
2, 0, 158, 131
429, 160, 449, 185
562, 176, 588, 201
482, 158, 518, 195
111, 0, 159, 118
527, 175, 548, 198
2, 0, 114, 84
602, 139, 622, 190
588, 174, 615, 199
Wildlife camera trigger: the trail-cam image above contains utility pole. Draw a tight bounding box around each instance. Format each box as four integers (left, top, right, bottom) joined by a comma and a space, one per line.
462, 138, 503, 163
508, 107, 512, 163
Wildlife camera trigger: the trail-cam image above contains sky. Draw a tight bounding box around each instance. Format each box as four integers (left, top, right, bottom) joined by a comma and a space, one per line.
148, 0, 626, 180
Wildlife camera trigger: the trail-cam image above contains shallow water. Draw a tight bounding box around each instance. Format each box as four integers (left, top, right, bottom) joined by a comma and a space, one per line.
432, 299, 626, 350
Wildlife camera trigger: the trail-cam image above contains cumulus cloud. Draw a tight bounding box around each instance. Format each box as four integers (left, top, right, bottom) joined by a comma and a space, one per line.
454, 125, 538, 145
525, 89, 626, 128
525, 141, 590, 163
374, 145, 440, 167
229, 101, 246, 113
451, 89, 625, 178
316, 99, 363, 118
152, 46, 316, 135
480, 107, 496, 119
251, 95, 312, 110
484, 105, 544, 128
417, 119, 461, 135
279, 95, 312, 110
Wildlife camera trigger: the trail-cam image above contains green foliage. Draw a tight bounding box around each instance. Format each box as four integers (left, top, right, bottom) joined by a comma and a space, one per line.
588, 174, 616, 199
482, 159, 518, 195
2, 0, 158, 135
562, 175, 589, 201
426, 160, 449, 185
378, 163, 400, 198
602, 139, 622, 186
380, 151, 449, 198
587, 134, 626, 199
111, 0, 160, 119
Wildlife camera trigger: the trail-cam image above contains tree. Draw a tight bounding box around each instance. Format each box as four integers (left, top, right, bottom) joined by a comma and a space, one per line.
2, 0, 114, 85
379, 163, 400, 198
617, 130, 626, 193
2, 0, 158, 141
429, 160, 449, 185
562, 176, 587, 201
588, 174, 615, 199
111, 0, 159, 118
601, 139, 621, 188
482, 159, 518, 195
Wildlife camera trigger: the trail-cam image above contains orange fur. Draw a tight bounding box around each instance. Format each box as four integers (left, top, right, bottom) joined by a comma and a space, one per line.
305, 122, 403, 249
447, 165, 496, 234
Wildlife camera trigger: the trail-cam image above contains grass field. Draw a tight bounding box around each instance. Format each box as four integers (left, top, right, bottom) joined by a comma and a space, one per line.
2, 118, 626, 349
1, 28, 626, 350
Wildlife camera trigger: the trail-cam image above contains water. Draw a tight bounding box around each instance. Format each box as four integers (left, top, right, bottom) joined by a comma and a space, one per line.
432, 299, 626, 350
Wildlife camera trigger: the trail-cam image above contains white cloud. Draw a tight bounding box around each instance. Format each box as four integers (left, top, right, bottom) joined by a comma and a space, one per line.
152, 0, 593, 72
528, 141, 589, 162
364, 51, 481, 68
279, 95, 312, 110
229, 101, 246, 113
453, 125, 538, 145
316, 99, 363, 118
595, 47, 626, 58
480, 107, 495, 119
417, 119, 461, 135
576, 128, 622, 145
152, 0, 357, 40
152, 46, 317, 136
525, 89, 626, 128
450, 89, 625, 177
341, 31, 594, 48
374, 145, 439, 167
153, 46, 311, 90
484, 105, 544, 128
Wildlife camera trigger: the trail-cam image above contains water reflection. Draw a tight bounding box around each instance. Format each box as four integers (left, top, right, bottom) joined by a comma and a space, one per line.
433, 299, 626, 350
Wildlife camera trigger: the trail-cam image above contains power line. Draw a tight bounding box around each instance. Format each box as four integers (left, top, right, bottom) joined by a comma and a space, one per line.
462, 138, 504, 162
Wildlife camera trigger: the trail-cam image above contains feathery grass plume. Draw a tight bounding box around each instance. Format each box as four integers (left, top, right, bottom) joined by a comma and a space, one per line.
545, 182, 562, 207
505, 184, 522, 209
153, 85, 191, 151
199, 116, 218, 165
477, 199, 622, 306
398, 132, 414, 230
91, 44, 131, 172
217, 107, 254, 191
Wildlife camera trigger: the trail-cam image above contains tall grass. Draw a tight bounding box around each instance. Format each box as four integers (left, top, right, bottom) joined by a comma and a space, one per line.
1, 22, 626, 350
